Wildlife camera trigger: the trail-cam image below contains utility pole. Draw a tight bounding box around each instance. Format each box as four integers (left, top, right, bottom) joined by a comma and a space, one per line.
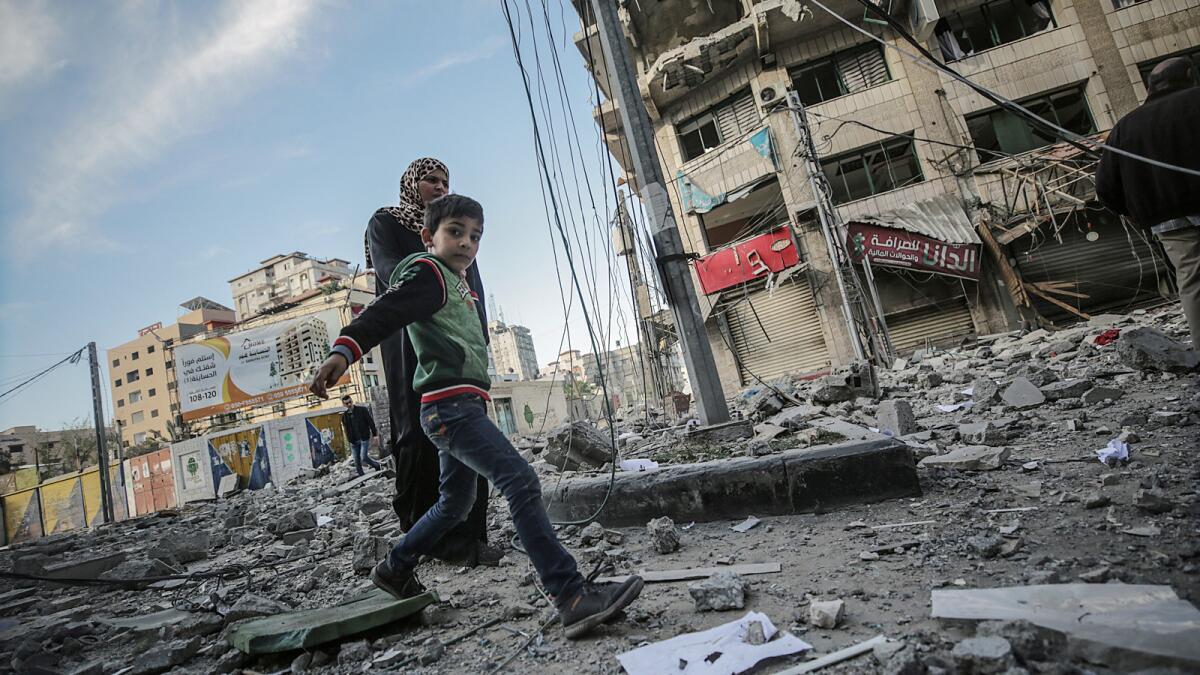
614, 193, 667, 403
87, 342, 115, 524
785, 91, 893, 365
589, 0, 730, 426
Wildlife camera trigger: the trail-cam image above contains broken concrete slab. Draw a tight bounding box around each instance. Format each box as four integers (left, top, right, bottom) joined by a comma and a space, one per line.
1082, 386, 1124, 405
544, 421, 614, 470
1001, 377, 1045, 409
688, 419, 754, 444
225, 590, 435, 655
919, 445, 1010, 471
41, 553, 127, 584
1039, 378, 1093, 401
809, 599, 845, 629
958, 421, 1005, 446
769, 405, 824, 430
543, 438, 919, 527
971, 378, 1002, 405
1116, 326, 1199, 372
877, 400, 917, 437
688, 571, 748, 611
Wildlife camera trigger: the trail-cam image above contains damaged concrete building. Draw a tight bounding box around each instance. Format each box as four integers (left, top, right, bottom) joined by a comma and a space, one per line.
574, 0, 1197, 391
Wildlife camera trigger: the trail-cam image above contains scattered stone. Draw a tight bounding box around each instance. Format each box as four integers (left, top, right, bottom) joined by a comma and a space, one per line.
1001, 377, 1045, 409
1038, 378, 1092, 401
1134, 489, 1173, 514
149, 532, 209, 565
290, 652, 313, 674
224, 593, 287, 623
646, 516, 680, 554
419, 641, 446, 666
769, 405, 823, 429
752, 423, 788, 441
352, 534, 390, 574
100, 557, 175, 581
919, 445, 1010, 471
1083, 492, 1111, 509
1078, 566, 1111, 583
1148, 410, 1187, 428
1117, 428, 1140, 444
877, 400, 918, 436
337, 639, 372, 666
808, 598, 845, 629
130, 637, 202, 675
958, 421, 1004, 446
1081, 386, 1124, 405
687, 571, 748, 612
950, 636, 1014, 674
972, 378, 1002, 405
503, 602, 537, 619
544, 421, 614, 470
967, 534, 1005, 559
977, 620, 1054, 662
743, 439, 772, 457
579, 521, 606, 545
1116, 326, 1199, 372
811, 375, 855, 403
280, 528, 316, 545
860, 551, 880, 561
272, 508, 317, 536
744, 620, 767, 645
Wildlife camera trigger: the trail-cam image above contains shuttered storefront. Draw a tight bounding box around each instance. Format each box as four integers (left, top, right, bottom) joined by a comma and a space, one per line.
726, 279, 830, 383
885, 297, 977, 356
1012, 217, 1165, 324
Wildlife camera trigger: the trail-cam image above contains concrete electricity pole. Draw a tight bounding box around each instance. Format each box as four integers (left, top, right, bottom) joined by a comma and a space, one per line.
87, 342, 115, 524
589, 0, 730, 426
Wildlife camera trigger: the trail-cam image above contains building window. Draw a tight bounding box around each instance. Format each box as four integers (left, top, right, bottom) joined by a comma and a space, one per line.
126, 370, 139, 383
115, 379, 122, 387
145, 367, 153, 376
117, 399, 125, 408
148, 388, 156, 397
789, 43, 891, 106
129, 390, 142, 403
1113, 0, 1148, 7
1138, 48, 1200, 87
151, 409, 160, 418
131, 411, 145, 424
147, 345, 155, 354
966, 85, 1094, 157
676, 89, 761, 161
820, 136, 924, 204
131, 351, 139, 361
935, 0, 1054, 62
134, 432, 147, 444
111, 358, 120, 367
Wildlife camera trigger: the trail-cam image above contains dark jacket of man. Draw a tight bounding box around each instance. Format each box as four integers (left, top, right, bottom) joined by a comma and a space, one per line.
342, 405, 378, 443
1096, 86, 1200, 229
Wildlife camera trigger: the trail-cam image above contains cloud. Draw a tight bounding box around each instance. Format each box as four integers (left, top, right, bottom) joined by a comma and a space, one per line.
5, 0, 319, 258
0, 0, 62, 86
399, 35, 507, 87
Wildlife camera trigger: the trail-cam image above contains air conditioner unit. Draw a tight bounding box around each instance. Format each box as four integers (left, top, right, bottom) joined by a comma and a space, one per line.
757, 70, 790, 109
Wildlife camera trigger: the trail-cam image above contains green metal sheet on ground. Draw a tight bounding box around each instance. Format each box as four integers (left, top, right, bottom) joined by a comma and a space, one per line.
226, 590, 435, 655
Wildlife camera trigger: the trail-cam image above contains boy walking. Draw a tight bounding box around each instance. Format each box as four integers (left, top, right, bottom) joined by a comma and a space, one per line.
310, 195, 642, 638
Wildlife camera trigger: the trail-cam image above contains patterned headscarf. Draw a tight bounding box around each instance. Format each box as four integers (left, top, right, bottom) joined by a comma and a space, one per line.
365, 157, 449, 269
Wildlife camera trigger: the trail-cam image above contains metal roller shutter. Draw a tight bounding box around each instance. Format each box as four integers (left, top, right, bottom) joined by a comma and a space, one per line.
1012, 218, 1165, 323
726, 279, 830, 382
886, 297, 976, 356
716, 90, 761, 142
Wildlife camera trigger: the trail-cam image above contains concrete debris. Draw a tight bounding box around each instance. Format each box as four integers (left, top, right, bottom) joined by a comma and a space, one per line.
950, 636, 1014, 674
544, 421, 614, 470
808, 598, 845, 629
919, 445, 1010, 471
224, 593, 288, 623
1133, 489, 1173, 514
971, 377, 1002, 405
688, 571, 749, 611
1116, 326, 1199, 372
877, 400, 917, 436
352, 534, 390, 574
1000, 377, 1045, 409
958, 421, 1004, 446
646, 516, 681, 553
272, 508, 317, 536
131, 637, 202, 675
1038, 378, 1092, 401
1081, 385, 1124, 405
579, 521, 607, 545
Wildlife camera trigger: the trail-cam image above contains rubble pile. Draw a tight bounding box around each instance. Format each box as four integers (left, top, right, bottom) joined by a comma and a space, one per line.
0, 307, 1196, 674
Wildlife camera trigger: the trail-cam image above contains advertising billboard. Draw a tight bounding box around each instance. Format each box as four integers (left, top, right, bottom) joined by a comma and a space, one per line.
847, 223, 981, 280
176, 308, 349, 421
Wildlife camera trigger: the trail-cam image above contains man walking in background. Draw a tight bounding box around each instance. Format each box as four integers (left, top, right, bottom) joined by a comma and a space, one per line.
1096, 57, 1200, 348
341, 394, 382, 475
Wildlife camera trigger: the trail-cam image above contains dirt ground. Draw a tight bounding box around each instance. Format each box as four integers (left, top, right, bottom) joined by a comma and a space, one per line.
0, 307, 1197, 674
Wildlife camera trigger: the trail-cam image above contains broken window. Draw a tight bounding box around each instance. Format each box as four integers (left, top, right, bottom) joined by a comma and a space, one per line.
697, 179, 787, 249
821, 136, 924, 204
1138, 47, 1200, 88
676, 89, 761, 162
789, 43, 891, 106
936, 0, 1054, 62
966, 86, 1094, 158
1112, 0, 1148, 7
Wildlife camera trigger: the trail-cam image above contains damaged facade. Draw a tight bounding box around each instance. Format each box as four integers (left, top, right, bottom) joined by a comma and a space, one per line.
574, 0, 1197, 393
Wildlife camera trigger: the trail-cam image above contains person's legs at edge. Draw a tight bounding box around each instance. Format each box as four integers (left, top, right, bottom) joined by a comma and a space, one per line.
351, 439, 365, 476
1158, 228, 1200, 349
359, 439, 381, 471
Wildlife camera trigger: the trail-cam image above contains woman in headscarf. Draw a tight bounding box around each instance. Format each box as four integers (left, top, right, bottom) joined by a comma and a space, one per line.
365, 157, 499, 566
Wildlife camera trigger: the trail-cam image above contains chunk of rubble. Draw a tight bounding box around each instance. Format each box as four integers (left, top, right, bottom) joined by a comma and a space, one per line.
1081, 386, 1124, 405
224, 594, 288, 623
950, 636, 1014, 674
646, 516, 680, 554
1116, 326, 1199, 372
1039, 378, 1092, 401
971, 377, 1002, 405
876, 400, 917, 436
543, 421, 614, 471
808, 598, 845, 628
919, 445, 1010, 471
1000, 377, 1045, 409
958, 421, 1004, 446
687, 571, 748, 611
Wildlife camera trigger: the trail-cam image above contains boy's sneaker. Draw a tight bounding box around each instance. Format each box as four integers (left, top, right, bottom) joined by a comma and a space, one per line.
558, 575, 644, 639
370, 559, 425, 600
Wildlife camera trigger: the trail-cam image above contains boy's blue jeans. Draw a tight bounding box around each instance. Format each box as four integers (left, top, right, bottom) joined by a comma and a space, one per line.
388, 394, 584, 600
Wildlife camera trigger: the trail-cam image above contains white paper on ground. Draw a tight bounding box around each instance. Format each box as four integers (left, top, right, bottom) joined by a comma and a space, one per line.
616, 611, 811, 675
731, 516, 761, 532
316, 515, 334, 527
937, 401, 975, 413
931, 583, 1200, 664
1096, 438, 1130, 465
620, 459, 660, 473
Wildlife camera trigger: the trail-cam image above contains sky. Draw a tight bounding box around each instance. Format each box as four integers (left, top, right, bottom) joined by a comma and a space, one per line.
0, 0, 648, 431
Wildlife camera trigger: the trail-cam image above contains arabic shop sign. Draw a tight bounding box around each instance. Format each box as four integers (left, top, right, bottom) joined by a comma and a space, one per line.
174, 308, 349, 421
847, 223, 980, 280
695, 227, 801, 295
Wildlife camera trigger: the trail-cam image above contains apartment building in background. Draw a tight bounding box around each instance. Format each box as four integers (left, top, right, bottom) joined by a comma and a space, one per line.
229, 252, 356, 320
488, 321, 540, 381
574, 0, 1195, 393
107, 298, 237, 448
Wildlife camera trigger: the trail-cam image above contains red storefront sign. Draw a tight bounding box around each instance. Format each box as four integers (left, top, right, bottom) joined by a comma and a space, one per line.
695, 228, 800, 295
847, 223, 980, 280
